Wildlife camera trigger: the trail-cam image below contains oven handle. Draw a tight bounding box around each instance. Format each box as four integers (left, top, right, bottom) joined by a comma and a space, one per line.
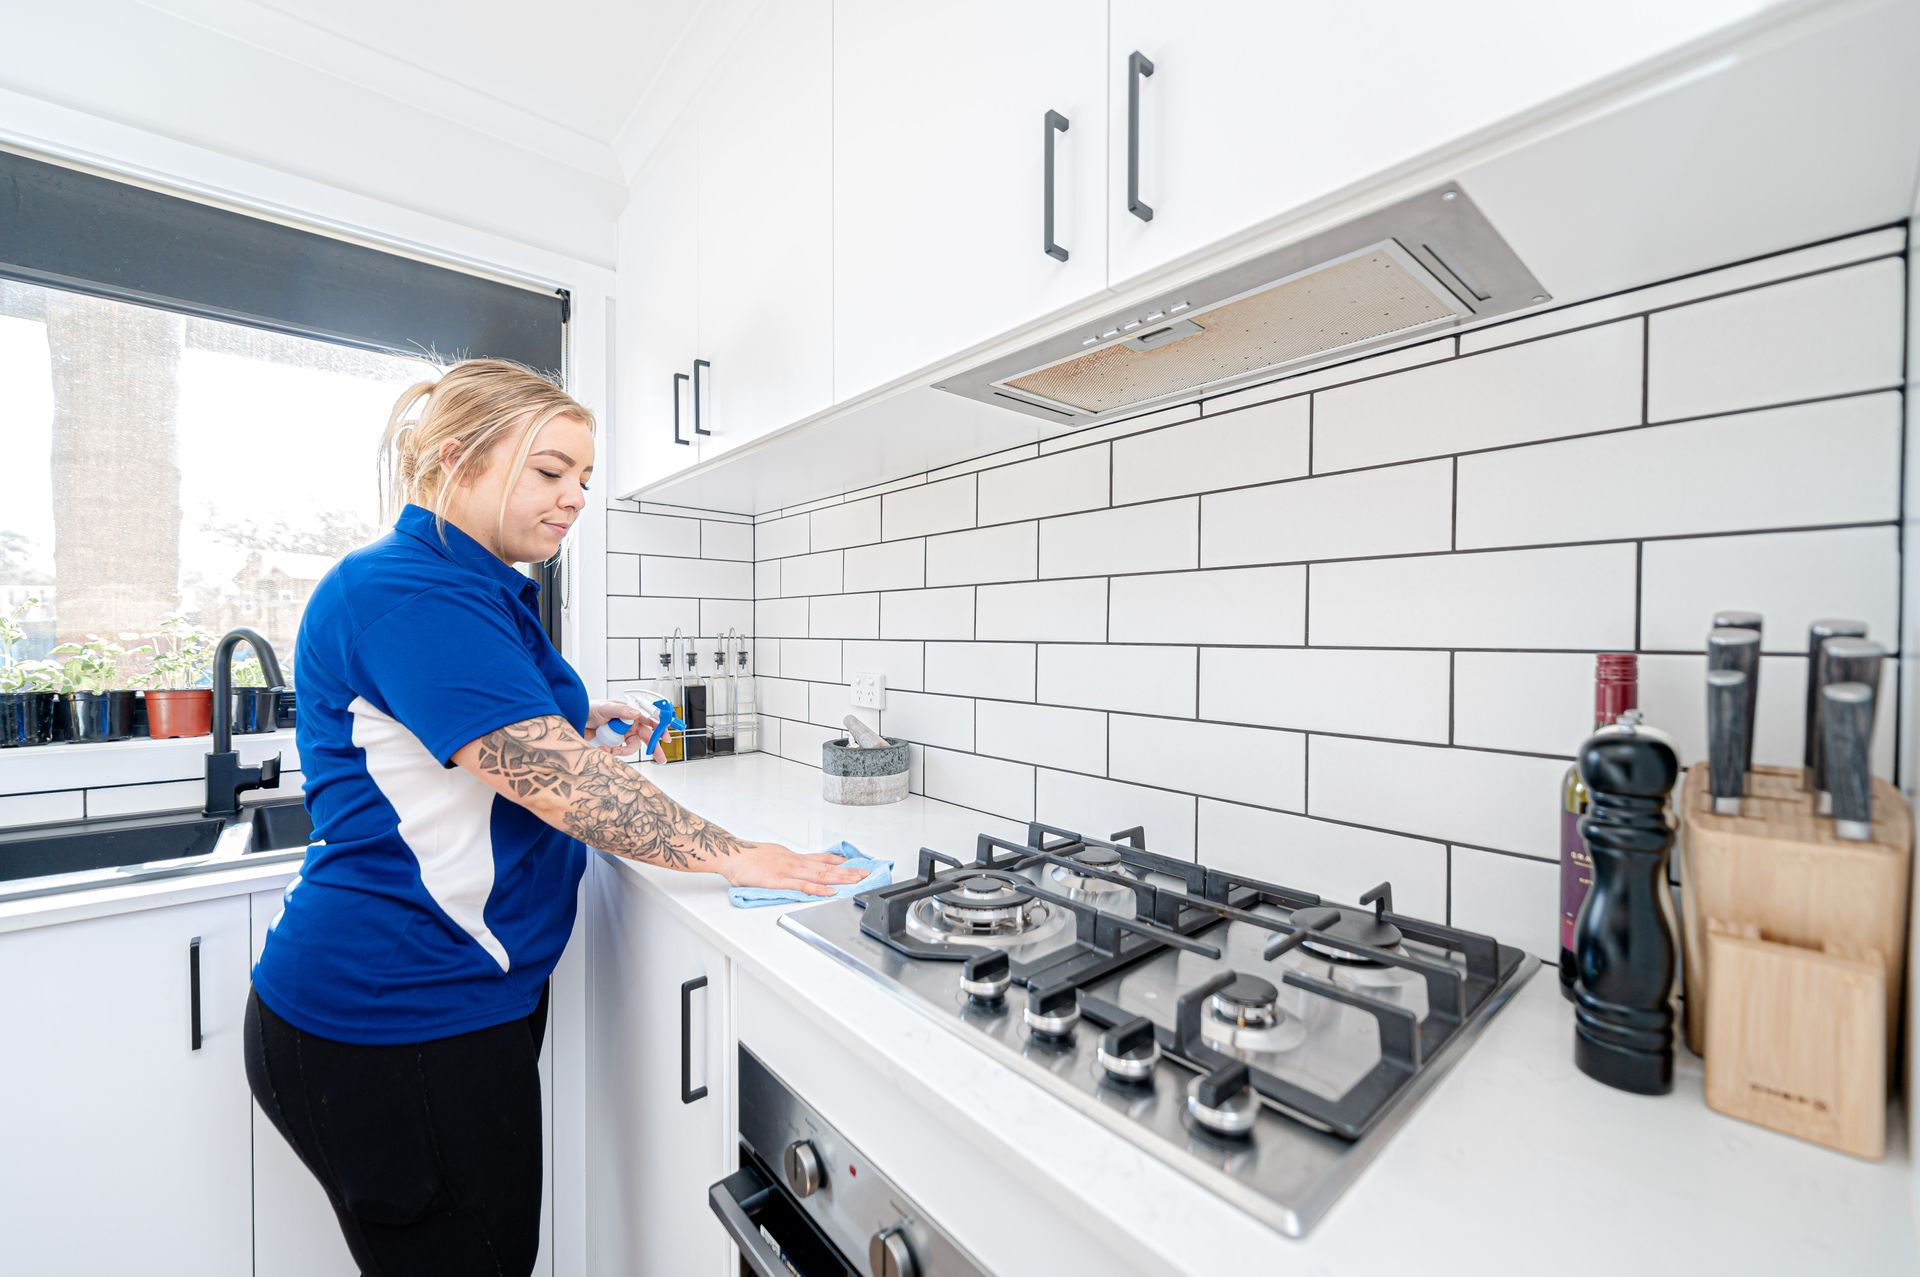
707, 1165, 795, 1277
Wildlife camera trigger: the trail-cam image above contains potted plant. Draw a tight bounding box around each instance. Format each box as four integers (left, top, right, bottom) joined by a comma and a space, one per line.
0, 595, 60, 748
141, 613, 216, 739
51, 636, 147, 743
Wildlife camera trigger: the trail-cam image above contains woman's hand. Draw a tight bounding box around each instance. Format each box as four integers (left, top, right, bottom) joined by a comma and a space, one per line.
585, 700, 665, 762
717, 842, 869, 897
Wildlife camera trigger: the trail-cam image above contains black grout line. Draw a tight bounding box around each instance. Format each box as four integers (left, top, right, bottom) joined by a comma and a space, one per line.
748, 710, 1565, 861
1449, 457, 1458, 551
1447, 652, 1456, 745
753, 515, 1898, 580
1640, 314, 1651, 425
1633, 542, 1644, 652
746, 388, 1901, 565
1300, 560, 1312, 646
1306, 393, 1316, 474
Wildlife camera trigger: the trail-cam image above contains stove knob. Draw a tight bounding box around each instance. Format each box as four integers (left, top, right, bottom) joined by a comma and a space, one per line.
782, 1139, 822, 1198
1023, 983, 1079, 1039
1096, 1015, 1160, 1083
1186, 1059, 1261, 1138
959, 949, 1011, 1005
870, 1226, 916, 1277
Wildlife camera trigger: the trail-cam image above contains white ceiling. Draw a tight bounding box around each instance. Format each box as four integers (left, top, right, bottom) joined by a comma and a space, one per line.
142, 0, 708, 181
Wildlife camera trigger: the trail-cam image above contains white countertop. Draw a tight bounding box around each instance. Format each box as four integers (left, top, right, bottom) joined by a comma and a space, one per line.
628, 752, 1920, 1276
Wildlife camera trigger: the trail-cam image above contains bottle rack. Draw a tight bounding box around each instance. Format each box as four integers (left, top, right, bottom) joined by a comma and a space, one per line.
633, 628, 756, 767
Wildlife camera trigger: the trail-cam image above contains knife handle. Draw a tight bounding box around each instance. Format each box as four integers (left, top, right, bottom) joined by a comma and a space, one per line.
1706, 669, 1748, 816
1706, 627, 1761, 776
1804, 619, 1868, 787
1812, 637, 1884, 804
1821, 682, 1874, 841
1712, 610, 1763, 636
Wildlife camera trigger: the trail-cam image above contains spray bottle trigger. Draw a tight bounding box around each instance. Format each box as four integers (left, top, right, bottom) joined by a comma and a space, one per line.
644, 697, 686, 758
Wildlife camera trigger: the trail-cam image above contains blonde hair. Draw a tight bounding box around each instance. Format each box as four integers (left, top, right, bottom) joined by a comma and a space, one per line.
378, 358, 595, 548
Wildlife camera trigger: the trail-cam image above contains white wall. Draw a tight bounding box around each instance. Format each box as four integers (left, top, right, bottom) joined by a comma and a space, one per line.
740, 227, 1907, 965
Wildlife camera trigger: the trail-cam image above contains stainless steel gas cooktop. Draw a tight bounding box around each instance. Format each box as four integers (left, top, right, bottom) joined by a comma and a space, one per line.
780, 822, 1535, 1238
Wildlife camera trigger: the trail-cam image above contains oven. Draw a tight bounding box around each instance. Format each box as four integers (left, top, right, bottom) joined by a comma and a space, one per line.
708, 1047, 989, 1277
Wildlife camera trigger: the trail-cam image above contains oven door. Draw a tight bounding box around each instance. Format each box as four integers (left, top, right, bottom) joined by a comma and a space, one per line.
709, 1151, 859, 1277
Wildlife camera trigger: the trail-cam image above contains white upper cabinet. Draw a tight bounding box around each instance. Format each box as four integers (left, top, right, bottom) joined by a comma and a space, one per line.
696, 0, 834, 461
833, 0, 1110, 403
612, 114, 702, 498
1105, 0, 1777, 286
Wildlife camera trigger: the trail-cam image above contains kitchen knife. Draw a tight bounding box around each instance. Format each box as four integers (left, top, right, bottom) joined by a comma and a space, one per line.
1706, 669, 1749, 816
1712, 610, 1763, 635
1706, 627, 1761, 776
1812, 637, 1885, 812
1821, 682, 1875, 841
1804, 619, 1868, 790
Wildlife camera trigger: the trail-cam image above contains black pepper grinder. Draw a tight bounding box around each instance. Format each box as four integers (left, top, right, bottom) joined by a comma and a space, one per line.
1571, 715, 1680, 1095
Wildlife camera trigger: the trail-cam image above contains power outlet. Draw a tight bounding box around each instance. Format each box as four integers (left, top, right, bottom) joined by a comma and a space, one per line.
850, 671, 886, 710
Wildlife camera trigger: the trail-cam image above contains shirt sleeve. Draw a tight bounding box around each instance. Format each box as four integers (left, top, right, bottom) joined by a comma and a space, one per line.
350, 586, 564, 766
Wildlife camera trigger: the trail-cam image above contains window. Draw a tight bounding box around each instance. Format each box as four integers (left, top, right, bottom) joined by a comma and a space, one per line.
0, 146, 571, 686
0, 279, 436, 684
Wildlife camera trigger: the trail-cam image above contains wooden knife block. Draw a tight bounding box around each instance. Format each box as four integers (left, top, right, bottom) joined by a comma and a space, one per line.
1678, 763, 1912, 1062
1702, 920, 1886, 1159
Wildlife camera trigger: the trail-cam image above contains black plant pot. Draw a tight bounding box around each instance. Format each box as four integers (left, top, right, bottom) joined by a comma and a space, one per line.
104, 689, 138, 740
1, 691, 60, 747
61, 691, 135, 742
274, 688, 298, 730
131, 691, 150, 739
60, 691, 118, 743
232, 686, 281, 735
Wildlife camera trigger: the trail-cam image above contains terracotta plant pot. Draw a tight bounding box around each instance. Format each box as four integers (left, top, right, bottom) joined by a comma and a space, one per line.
146, 688, 214, 739
0, 691, 60, 747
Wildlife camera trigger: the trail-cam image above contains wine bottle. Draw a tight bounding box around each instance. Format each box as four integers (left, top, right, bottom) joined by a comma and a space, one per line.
1560, 653, 1638, 998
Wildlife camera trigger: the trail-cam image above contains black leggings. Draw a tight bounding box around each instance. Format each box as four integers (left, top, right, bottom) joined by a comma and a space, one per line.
243, 987, 549, 1277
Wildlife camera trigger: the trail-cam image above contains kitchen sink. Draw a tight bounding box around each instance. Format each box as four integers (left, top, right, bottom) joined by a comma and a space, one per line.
247, 799, 313, 853
0, 811, 227, 883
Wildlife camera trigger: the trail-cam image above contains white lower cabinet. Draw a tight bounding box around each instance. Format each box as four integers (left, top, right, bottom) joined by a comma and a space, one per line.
0, 896, 253, 1276
245, 886, 359, 1277
584, 855, 735, 1277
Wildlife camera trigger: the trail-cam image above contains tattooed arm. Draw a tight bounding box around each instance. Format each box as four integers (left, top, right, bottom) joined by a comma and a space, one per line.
452, 715, 867, 894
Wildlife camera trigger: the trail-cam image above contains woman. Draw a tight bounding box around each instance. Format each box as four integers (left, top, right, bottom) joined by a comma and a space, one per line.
244, 359, 860, 1276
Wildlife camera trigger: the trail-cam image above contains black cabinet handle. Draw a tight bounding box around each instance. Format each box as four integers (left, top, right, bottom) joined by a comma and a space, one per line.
1043, 110, 1070, 262
672, 372, 691, 446
680, 974, 708, 1104
1127, 51, 1155, 223
692, 358, 712, 435
188, 937, 202, 1051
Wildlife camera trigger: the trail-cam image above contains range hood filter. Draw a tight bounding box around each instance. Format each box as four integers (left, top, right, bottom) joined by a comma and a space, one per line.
1004, 244, 1464, 415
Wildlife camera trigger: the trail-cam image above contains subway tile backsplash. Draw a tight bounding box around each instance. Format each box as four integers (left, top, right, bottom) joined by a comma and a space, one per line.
621, 227, 1907, 963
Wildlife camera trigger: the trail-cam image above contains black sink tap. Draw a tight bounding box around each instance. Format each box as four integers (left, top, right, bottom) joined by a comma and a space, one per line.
204, 627, 286, 817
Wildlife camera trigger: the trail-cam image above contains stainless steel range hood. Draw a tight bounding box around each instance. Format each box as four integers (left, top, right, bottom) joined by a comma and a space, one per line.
935, 185, 1547, 426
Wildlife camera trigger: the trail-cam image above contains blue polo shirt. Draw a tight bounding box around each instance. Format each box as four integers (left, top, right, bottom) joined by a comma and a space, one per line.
251, 503, 590, 1044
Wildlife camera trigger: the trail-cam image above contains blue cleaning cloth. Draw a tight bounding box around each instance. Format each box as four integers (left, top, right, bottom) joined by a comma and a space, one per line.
727, 842, 892, 908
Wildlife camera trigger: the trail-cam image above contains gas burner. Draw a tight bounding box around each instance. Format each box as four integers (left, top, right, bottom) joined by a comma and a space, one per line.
936, 874, 1038, 932
1043, 846, 1142, 901
903, 872, 1071, 950
1200, 972, 1307, 1056
1289, 903, 1404, 964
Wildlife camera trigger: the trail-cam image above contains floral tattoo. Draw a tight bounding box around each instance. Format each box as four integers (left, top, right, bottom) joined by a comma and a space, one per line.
471, 716, 745, 869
